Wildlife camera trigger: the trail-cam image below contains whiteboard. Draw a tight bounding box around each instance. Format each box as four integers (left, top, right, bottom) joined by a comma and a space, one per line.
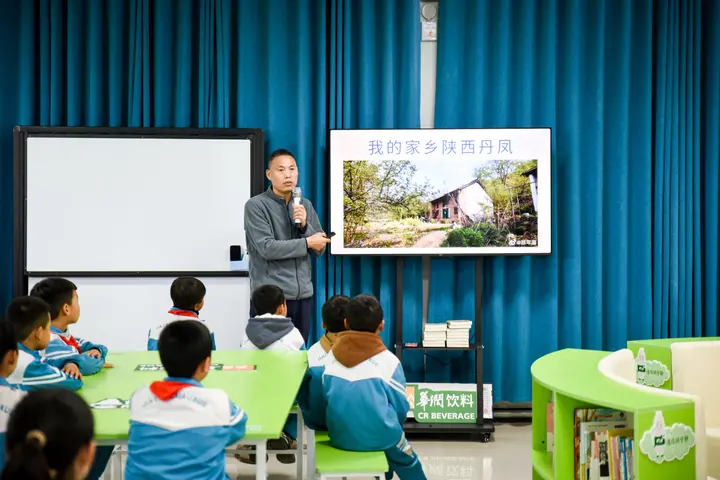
28, 277, 251, 351
25, 137, 252, 272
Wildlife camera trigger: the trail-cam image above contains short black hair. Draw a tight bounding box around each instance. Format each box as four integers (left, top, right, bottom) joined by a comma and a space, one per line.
158, 320, 212, 378
6, 297, 51, 341
268, 148, 295, 166
346, 294, 384, 333
29, 278, 77, 320
0, 321, 18, 364
322, 295, 350, 333
252, 285, 285, 316
170, 277, 206, 311
3, 389, 94, 480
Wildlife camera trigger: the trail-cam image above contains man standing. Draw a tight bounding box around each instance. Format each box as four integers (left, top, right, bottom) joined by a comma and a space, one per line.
244, 149, 331, 342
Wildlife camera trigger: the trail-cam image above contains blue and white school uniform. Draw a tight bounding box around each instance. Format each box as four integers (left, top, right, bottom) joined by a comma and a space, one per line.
7, 344, 83, 392
125, 377, 247, 480
297, 336, 335, 430
0, 377, 26, 469
147, 308, 216, 351
323, 331, 426, 480
240, 313, 305, 439
43, 325, 107, 375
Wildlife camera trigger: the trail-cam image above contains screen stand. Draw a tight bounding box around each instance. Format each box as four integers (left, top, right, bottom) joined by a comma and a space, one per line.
395, 256, 494, 441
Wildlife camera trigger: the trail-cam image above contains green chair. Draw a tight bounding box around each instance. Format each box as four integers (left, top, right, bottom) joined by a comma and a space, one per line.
313, 431, 388, 479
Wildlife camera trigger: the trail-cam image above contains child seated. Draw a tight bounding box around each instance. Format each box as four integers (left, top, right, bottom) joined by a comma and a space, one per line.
1, 389, 96, 480
30, 278, 108, 375
0, 322, 26, 470
5, 297, 111, 479
322, 294, 426, 480
148, 276, 216, 351
241, 285, 305, 351
239, 285, 303, 465
298, 294, 349, 430
5, 297, 82, 391
126, 319, 246, 479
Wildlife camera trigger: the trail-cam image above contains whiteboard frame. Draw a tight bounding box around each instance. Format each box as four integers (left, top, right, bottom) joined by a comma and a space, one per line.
13, 127, 265, 296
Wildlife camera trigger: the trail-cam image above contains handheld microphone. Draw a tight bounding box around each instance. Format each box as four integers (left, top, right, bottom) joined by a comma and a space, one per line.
293, 187, 302, 224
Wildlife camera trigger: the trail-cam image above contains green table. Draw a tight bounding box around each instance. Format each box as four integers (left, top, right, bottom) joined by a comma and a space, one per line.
80, 350, 307, 479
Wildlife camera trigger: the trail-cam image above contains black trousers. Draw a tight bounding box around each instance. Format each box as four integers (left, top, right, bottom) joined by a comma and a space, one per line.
250, 297, 313, 344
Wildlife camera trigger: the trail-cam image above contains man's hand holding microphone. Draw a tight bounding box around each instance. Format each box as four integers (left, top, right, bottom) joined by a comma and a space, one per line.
293, 187, 332, 252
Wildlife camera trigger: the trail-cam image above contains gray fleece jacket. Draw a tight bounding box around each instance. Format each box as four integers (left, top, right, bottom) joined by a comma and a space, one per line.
244, 186, 325, 300
241, 314, 306, 350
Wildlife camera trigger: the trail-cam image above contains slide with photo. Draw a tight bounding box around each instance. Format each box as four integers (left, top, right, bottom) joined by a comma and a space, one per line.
330, 128, 552, 256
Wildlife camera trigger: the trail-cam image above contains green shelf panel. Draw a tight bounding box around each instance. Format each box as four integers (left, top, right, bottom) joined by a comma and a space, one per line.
532, 378, 552, 451
627, 337, 720, 390
531, 449, 553, 480
531, 349, 697, 480
531, 349, 693, 413
628, 337, 720, 348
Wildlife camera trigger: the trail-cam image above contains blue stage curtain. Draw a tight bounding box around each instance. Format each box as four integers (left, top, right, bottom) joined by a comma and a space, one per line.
325, 0, 421, 363
652, 0, 720, 340
3, 0, 328, 329
0, 0, 22, 309
652, 0, 702, 339
701, 0, 720, 337
434, 0, 656, 401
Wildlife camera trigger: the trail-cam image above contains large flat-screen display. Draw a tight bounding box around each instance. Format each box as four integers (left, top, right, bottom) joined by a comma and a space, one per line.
330, 128, 551, 256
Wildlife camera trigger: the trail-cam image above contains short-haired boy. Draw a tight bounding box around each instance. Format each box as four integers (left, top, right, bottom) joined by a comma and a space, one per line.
323, 294, 426, 480
126, 319, 246, 479
5, 297, 113, 479
239, 285, 303, 465
148, 276, 216, 351
30, 278, 108, 376
5, 296, 82, 391
0, 321, 26, 469
241, 285, 305, 351
297, 294, 349, 430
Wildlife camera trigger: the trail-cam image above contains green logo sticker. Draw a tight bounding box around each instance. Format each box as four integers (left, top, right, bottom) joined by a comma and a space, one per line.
90, 398, 129, 410
635, 348, 670, 387
640, 411, 695, 464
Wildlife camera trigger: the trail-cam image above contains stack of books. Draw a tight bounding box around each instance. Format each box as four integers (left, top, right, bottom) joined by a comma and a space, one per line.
446, 320, 472, 347
422, 323, 447, 347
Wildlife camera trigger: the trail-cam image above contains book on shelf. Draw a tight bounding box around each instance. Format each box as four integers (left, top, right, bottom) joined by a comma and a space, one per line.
422, 323, 447, 347
574, 408, 634, 480
446, 331, 469, 338
445, 321, 471, 347
547, 402, 554, 453
446, 320, 472, 329
423, 323, 447, 331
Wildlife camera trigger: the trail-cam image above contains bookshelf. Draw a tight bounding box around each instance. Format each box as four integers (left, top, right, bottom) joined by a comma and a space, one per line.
395, 256, 494, 441
532, 349, 697, 480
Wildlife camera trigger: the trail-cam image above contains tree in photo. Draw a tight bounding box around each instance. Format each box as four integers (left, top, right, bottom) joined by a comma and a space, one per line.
474, 159, 538, 237
343, 160, 377, 244
343, 160, 436, 245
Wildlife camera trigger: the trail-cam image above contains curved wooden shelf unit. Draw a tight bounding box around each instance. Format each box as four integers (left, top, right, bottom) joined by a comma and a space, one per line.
531, 349, 696, 480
